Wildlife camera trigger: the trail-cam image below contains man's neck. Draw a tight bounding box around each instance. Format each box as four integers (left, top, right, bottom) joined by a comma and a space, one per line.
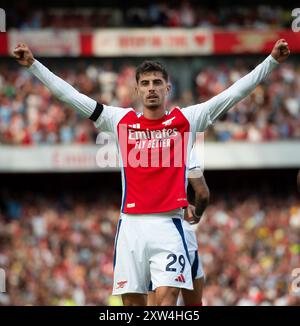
143, 106, 165, 120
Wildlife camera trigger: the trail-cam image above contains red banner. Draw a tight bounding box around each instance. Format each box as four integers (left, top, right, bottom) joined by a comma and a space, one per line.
80, 33, 92, 56
92, 28, 213, 56
214, 30, 300, 54
0, 32, 8, 55
2, 29, 300, 57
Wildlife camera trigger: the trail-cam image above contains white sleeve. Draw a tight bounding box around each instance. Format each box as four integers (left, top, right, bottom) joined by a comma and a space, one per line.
28, 59, 97, 118
182, 55, 279, 132
189, 146, 201, 170
93, 105, 134, 134
188, 146, 203, 178
28, 60, 134, 134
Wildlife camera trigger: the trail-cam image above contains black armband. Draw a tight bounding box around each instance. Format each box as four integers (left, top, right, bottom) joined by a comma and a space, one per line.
89, 102, 103, 122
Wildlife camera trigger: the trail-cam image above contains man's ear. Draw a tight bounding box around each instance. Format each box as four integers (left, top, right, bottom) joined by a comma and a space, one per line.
166, 83, 171, 95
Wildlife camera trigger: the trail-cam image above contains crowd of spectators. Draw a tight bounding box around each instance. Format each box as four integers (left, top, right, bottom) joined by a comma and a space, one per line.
0, 190, 121, 306
6, 2, 293, 30
199, 192, 300, 305
1, 58, 300, 145
195, 60, 300, 142
0, 187, 299, 305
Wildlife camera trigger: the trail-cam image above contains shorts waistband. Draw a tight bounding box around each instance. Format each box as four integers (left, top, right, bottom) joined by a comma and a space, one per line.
120, 208, 183, 220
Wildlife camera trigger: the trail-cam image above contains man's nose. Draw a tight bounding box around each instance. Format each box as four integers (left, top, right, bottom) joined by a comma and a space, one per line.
148, 84, 155, 92
147, 82, 155, 91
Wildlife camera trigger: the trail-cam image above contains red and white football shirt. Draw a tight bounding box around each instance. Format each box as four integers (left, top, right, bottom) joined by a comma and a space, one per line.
95, 105, 209, 214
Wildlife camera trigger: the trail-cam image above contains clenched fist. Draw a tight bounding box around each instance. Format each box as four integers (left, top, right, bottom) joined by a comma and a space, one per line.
184, 204, 202, 225
13, 43, 35, 67
271, 39, 290, 63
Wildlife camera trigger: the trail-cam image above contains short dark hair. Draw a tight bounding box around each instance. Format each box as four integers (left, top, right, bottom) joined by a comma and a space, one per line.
135, 60, 168, 83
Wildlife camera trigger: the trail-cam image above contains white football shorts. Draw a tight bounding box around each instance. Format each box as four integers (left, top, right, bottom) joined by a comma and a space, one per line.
182, 220, 205, 280
112, 210, 193, 295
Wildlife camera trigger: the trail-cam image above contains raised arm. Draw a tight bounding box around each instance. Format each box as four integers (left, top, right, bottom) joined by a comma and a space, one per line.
12, 43, 100, 120
182, 39, 290, 132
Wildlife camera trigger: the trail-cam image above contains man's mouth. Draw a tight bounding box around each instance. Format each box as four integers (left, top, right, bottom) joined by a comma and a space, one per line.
147, 95, 158, 99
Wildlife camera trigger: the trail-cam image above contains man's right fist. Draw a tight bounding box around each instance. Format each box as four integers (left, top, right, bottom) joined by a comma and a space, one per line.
271, 39, 290, 63
13, 43, 35, 67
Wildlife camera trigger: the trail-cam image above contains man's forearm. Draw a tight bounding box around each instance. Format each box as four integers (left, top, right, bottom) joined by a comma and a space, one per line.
28, 60, 97, 118
188, 176, 210, 218
194, 195, 209, 217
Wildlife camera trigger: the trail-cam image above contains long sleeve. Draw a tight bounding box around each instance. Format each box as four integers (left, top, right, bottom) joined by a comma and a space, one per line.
28, 59, 97, 118
182, 55, 279, 132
